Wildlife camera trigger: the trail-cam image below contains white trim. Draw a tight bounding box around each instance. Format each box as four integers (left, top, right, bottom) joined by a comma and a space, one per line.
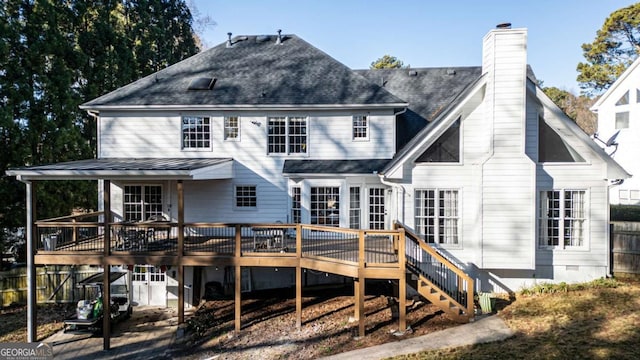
80, 103, 409, 112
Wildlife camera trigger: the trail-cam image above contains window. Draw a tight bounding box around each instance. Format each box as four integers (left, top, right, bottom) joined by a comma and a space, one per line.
369, 188, 386, 230
224, 116, 240, 141
267, 116, 307, 154
415, 189, 459, 245
615, 112, 629, 129
235, 185, 257, 208
311, 187, 339, 226
539, 190, 586, 248
619, 189, 640, 205
416, 118, 460, 163
616, 91, 629, 105
352, 115, 368, 140
538, 117, 585, 162
291, 187, 301, 223
182, 116, 211, 149
124, 185, 163, 222
349, 187, 361, 229
636, 89, 640, 103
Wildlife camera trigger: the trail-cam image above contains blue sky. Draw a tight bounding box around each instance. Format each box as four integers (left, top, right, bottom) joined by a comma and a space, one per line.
189, 0, 637, 94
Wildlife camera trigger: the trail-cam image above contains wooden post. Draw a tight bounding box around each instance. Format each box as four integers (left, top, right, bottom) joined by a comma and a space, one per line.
102, 180, 111, 350
296, 224, 302, 328
235, 224, 242, 332
357, 230, 365, 337
177, 180, 185, 324
398, 229, 406, 332
102, 269, 111, 350
26, 181, 37, 342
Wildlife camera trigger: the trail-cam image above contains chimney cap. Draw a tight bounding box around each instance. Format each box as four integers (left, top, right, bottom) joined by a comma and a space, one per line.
496, 22, 512, 29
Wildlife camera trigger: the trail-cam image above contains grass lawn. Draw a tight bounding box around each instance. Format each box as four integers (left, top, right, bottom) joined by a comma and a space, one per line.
389, 277, 640, 360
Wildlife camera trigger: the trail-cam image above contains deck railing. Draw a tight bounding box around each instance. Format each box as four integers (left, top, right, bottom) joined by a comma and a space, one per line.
33, 214, 399, 266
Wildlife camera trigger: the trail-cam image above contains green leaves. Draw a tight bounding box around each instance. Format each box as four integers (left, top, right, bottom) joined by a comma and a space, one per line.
578, 3, 640, 95
370, 55, 406, 69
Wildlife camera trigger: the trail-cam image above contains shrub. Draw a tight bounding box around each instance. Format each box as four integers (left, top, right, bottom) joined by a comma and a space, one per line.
611, 205, 640, 221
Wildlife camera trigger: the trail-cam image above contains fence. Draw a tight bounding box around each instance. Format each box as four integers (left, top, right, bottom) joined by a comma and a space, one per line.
0, 265, 102, 306
611, 221, 640, 275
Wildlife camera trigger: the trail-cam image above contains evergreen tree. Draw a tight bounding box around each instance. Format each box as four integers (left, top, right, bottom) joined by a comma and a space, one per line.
577, 3, 640, 95
0, 0, 200, 238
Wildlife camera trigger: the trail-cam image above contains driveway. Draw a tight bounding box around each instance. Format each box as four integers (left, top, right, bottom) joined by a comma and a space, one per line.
45, 306, 181, 360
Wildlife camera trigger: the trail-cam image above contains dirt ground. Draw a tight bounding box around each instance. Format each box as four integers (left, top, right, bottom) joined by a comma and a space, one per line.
171, 285, 461, 360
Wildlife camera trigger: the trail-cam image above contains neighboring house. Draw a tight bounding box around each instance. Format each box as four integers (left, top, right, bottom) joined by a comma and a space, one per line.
590, 57, 640, 205
8, 25, 629, 305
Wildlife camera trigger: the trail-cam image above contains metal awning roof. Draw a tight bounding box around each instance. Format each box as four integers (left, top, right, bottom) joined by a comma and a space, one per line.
6, 158, 234, 181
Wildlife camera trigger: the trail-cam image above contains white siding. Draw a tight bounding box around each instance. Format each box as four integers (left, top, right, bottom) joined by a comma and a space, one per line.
480, 28, 535, 269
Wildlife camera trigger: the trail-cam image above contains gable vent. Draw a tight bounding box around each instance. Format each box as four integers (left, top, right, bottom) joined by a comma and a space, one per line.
188, 77, 217, 90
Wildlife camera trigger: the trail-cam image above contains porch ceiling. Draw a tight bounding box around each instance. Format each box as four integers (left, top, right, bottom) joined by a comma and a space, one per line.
6, 158, 234, 181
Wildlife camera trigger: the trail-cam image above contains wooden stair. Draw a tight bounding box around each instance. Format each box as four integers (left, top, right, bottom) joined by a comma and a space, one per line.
413, 272, 472, 323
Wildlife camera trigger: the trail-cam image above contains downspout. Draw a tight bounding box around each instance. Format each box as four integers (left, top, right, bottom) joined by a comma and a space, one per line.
378, 173, 406, 226
379, 107, 409, 226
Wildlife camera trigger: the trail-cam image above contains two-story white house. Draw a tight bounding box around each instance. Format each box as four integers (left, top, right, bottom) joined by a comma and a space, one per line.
9, 25, 629, 305
590, 57, 640, 205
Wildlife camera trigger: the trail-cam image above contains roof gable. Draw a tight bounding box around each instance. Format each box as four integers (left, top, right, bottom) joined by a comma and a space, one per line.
81, 35, 406, 109
591, 57, 640, 111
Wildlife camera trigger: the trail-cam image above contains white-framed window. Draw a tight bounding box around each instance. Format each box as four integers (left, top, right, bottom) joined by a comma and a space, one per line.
349, 186, 361, 229
369, 187, 386, 230
615, 111, 629, 129
182, 116, 211, 149
124, 185, 163, 222
311, 186, 339, 227
224, 116, 240, 141
616, 91, 629, 105
267, 116, 307, 155
235, 185, 257, 208
291, 186, 301, 223
352, 115, 368, 140
415, 189, 459, 245
539, 190, 587, 248
619, 189, 640, 205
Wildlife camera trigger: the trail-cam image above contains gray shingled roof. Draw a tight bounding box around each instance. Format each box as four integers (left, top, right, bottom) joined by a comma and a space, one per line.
81, 35, 407, 109
355, 67, 482, 150
283, 159, 391, 175
6, 158, 233, 180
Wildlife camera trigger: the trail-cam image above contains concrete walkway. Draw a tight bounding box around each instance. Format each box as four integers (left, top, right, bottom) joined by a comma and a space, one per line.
320, 315, 514, 360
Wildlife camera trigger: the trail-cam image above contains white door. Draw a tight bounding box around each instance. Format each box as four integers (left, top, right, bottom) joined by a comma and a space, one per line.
132, 265, 167, 306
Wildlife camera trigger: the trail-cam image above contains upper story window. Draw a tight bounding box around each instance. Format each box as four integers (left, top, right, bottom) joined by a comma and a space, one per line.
539, 190, 587, 249
416, 118, 460, 163
415, 189, 459, 245
615, 111, 629, 129
182, 116, 211, 149
224, 116, 240, 141
235, 185, 257, 208
267, 116, 307, 155
352, 115, 369, 140
616, 91, 629, 106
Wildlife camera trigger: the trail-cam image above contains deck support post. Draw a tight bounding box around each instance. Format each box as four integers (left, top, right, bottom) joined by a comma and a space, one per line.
357, 230, 366, 337
296, 224, 302, 328
177, 180, 185, 324
26, 181, 37, 343
102, 180, 112, 350
234, 224, 242, 332
398, 229, 407, 332
102, 268, 111, 350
